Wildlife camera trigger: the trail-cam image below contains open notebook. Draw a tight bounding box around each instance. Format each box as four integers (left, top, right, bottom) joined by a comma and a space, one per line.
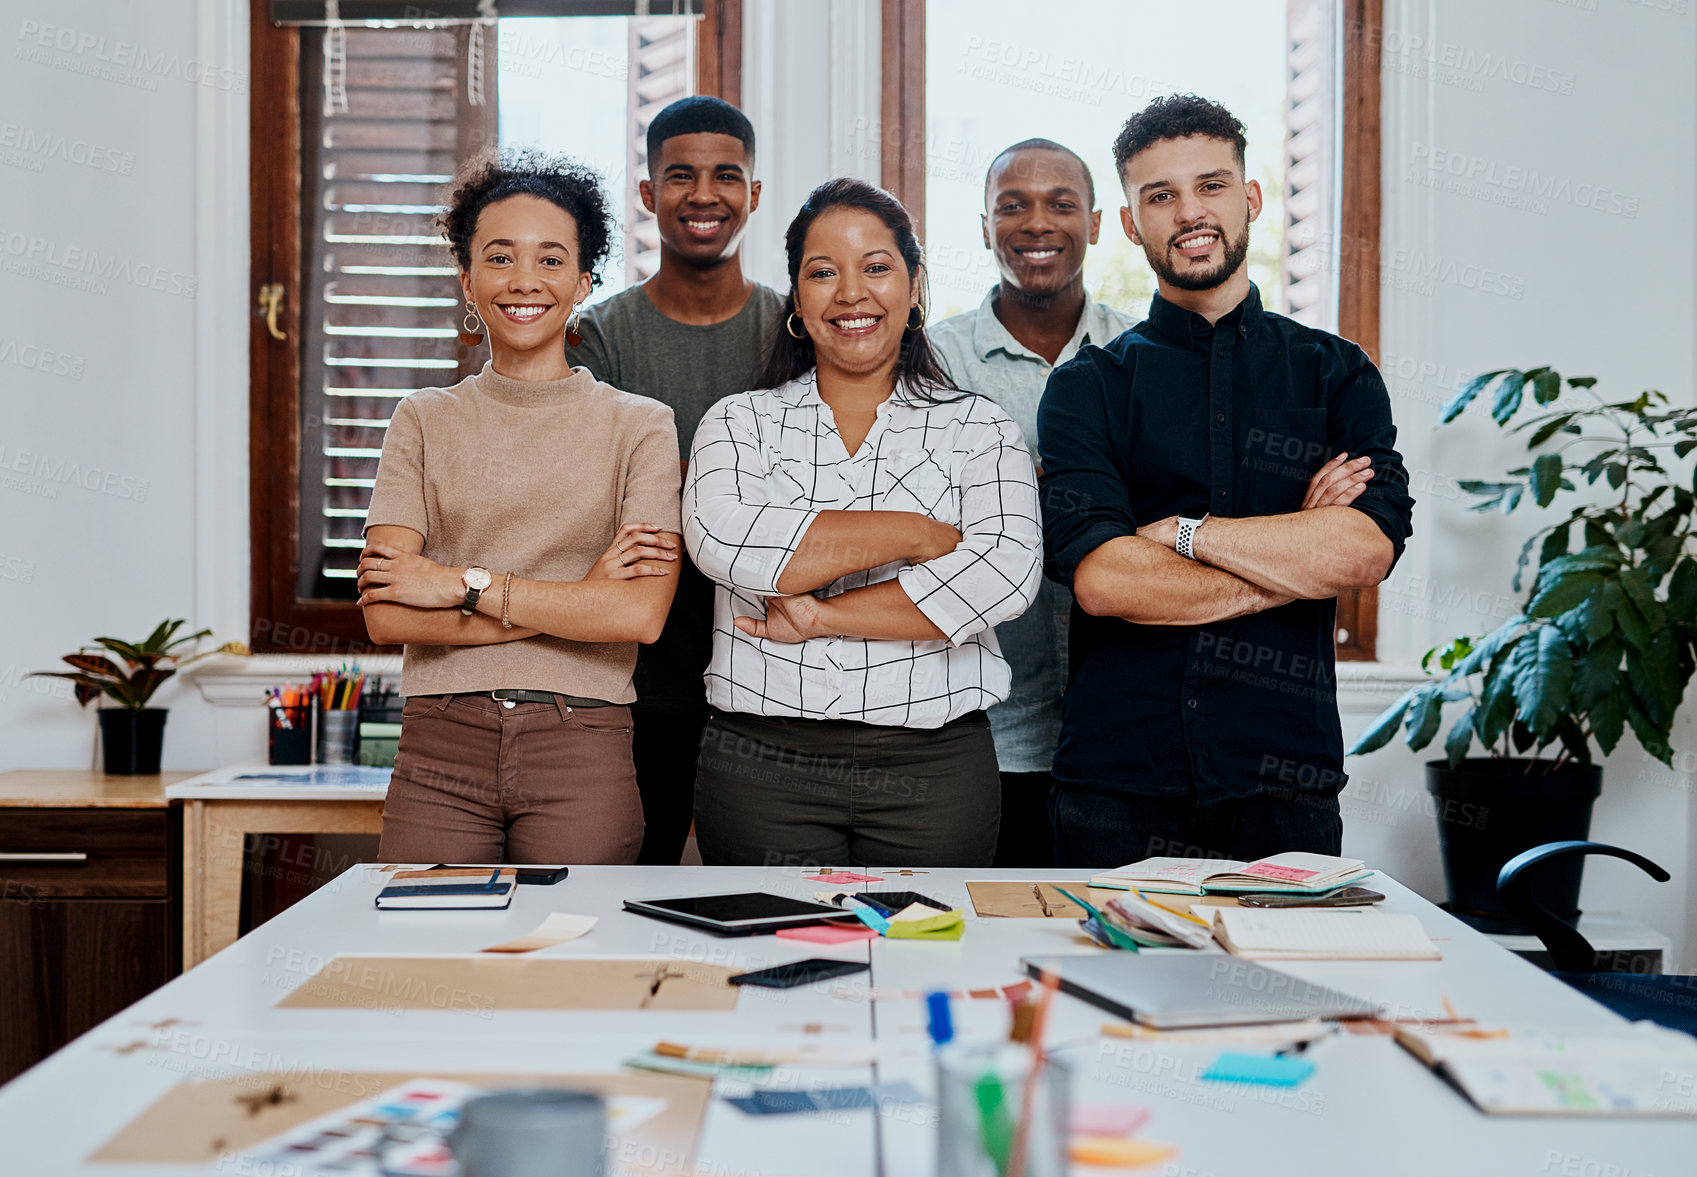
1395, 1023, 1697, 1115
1209, 908, 1440, 961
1091, 852, 1372, 896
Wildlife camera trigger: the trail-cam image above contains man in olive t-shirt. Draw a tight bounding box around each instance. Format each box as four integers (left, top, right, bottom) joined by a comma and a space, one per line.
571, 96, 783, 866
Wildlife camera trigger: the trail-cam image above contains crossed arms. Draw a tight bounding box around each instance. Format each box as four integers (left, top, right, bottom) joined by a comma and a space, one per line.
1069, 454, 1395, 626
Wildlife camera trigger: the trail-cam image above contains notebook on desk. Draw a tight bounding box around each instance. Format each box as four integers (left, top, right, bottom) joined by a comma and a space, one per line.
1210, 908, 1441, 961
375, 868, 517, 910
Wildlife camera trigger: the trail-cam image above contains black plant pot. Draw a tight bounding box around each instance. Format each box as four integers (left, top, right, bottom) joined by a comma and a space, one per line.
98, 708, 168, 775
1425, 758, 1602, 934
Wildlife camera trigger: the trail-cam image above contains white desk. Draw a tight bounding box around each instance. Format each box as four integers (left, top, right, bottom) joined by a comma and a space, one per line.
0, 867, 1692, 1176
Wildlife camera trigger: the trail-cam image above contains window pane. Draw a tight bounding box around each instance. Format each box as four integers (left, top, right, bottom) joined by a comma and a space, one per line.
497, 15, 695, 305
924, 0, 1311, 325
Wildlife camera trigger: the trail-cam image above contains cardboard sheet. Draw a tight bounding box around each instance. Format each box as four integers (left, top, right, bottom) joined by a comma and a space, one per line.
90, 1070, 712, 1171
276, 957, 740, 1012
966, 881, 1130, 919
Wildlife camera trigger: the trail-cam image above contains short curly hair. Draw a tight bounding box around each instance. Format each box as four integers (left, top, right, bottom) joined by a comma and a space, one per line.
437, 150, 614, 287
1111, 95, 1247, 185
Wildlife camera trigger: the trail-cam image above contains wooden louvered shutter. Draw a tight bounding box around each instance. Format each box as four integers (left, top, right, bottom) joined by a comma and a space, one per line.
625, 16, 695, 284
294, 25, 496, 601
1282, 0, 1336, 331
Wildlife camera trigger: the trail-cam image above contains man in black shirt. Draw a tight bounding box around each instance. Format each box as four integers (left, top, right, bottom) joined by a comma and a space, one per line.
1037, 95, 1415, 868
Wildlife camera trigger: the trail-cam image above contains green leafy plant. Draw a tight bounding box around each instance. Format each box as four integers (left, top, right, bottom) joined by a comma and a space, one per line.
1352, 367, 1697, 769
31, 619, 247, 710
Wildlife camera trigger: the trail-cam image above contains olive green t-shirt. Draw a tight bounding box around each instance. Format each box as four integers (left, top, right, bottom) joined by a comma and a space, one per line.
573, 281, 784, 711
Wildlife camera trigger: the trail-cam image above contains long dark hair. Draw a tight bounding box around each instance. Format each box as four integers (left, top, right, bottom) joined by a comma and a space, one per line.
755, 177, 964, 401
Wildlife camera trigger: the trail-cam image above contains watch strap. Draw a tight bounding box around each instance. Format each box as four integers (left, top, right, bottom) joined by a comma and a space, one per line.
1176, 514, 1208, 561
459, 585, 483, 616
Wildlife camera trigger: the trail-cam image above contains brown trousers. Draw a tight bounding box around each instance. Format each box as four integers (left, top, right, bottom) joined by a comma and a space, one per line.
378, 693, 644, 865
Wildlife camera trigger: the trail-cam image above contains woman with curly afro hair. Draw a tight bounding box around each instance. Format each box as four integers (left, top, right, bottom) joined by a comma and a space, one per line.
356, 151, 682, 864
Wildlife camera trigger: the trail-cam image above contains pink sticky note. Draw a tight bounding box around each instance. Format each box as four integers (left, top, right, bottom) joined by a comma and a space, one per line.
777, 924, 879, 945
809, 871, 884, 885
1070, 1103, 1151, 1136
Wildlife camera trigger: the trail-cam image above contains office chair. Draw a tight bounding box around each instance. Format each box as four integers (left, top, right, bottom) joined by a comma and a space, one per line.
1496, 840, 1697, 1036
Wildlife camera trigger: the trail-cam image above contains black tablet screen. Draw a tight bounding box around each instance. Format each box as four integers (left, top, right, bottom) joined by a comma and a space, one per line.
641, 893, 840, 924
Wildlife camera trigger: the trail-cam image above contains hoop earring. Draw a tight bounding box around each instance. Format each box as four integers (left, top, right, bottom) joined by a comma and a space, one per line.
458, 301, 485, 347
906, 305, 926, 332
565, 304, 582, 348
785, 312, 807, 340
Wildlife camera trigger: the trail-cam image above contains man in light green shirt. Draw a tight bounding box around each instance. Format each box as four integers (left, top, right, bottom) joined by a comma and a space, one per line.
929, 138, 1136, 867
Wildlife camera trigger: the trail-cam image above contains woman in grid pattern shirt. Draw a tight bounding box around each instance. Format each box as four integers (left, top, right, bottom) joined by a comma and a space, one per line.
684, 178, 1042, 867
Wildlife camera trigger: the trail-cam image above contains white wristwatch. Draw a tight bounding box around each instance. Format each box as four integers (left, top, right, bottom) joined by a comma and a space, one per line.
1175, 514, 1208, 561
460, 566, 493, 616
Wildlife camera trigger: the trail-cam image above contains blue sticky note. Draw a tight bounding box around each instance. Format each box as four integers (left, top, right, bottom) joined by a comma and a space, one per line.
1201, 1052, 1316, 1087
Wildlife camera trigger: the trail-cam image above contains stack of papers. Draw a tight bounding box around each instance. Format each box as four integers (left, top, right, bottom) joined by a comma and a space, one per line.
1097, 891, 1215, 949
1091, 853, 1372, 895
1211, 908, 1440, 961
1395, 1022, 1697, 1115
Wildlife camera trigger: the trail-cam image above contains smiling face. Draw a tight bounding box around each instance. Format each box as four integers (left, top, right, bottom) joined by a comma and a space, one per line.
793, 207, 919, 382
639, 131, 761, 268
1119, 134, 1261, 293
983, 148, 1101, 300
460, 194, 593, 367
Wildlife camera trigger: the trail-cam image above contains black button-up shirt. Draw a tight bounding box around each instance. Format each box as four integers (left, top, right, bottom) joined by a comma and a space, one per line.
1036, 285, 1415, 800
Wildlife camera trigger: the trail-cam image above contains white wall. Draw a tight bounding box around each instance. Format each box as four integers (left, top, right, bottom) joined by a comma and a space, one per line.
0, 0, 254, 772
1, 0, 1693, 965
1351, 0, 1697, 966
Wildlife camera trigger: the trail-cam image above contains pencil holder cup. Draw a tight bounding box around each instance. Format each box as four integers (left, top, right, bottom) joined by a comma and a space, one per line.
936, 1041, 1071, 1177
315, 705, 359, 765
267, 705, 312, 766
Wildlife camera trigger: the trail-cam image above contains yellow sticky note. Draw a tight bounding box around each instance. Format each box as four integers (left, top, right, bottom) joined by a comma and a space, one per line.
1069, 1136, 1179, 1168
884, 907, 965, 941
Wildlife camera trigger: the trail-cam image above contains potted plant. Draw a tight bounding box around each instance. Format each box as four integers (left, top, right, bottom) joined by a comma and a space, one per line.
32, 619, 247, 775
1351, 367, 1697, 930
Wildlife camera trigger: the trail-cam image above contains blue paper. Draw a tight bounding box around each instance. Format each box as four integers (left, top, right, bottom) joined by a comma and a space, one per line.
1201, 1052, 1316, 1087
726, 1082, 926, 1116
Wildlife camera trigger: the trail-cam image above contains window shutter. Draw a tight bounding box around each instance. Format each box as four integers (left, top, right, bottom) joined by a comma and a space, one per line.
1281, 0, 1337, 331
624, 15, 695, 284
294, 26, 496, 599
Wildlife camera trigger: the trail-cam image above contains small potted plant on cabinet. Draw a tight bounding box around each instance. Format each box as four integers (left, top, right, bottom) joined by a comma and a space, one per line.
1351, 367, 1697, 930
32, 619, 246, 775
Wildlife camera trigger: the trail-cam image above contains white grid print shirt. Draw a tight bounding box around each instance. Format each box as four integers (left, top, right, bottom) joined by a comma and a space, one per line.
684, 374, 1043, 728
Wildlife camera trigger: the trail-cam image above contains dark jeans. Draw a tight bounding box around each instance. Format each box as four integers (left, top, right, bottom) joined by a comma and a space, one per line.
994, 771, 1055, 869
1050, 782, 1343, 869
630, 706, 708, 866
694, 709, 1000, 868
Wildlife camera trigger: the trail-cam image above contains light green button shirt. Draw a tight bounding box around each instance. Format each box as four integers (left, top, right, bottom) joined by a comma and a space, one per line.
929, 288, 1138, 773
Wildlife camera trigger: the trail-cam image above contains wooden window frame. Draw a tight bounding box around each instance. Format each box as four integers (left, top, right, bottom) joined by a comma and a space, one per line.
247, 0, 740, 653
879, 1, 1384, 660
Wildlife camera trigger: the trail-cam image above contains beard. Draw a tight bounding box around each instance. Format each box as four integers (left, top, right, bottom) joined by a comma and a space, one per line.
1144, 219, 1251, 292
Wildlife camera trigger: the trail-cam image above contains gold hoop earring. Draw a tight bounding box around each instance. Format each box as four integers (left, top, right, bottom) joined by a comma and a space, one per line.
785, 311, 807, 340
565, 305, 582, 348
906, 305, 926, 332
458, 301, 485, 347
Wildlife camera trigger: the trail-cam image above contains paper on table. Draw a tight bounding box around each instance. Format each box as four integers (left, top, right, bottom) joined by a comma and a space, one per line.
89, 1071, 711, 1171
1070, 1103, 1150, 1135
884, 905, 965, 941
965, 881, 1128, 919
276, 957, 740, 1011
808, 871, 884, 885
1068, 1137, 1178, 1167
776, 923, 878, 945
480, 912, 597, 953
1201, 1051, 1317, 1086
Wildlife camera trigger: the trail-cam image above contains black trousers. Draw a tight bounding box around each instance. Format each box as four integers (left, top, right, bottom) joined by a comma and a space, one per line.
1050, 782, 1343, 869
630, 706, 708, 865
994, 771, 1055, 869
693, 709, 1000, 868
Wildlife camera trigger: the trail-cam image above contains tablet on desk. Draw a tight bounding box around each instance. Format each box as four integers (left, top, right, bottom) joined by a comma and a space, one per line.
624, 892, 847, 937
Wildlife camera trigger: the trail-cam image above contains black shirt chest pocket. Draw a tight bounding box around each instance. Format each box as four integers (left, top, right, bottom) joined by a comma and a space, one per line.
1245, 407, 1330, 516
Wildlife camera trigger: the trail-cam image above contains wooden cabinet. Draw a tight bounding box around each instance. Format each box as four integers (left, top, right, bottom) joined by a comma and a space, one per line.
0, 776, 184, 1086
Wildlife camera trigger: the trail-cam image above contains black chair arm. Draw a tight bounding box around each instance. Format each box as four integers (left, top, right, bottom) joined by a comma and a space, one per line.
1496, 840, 1670, 972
